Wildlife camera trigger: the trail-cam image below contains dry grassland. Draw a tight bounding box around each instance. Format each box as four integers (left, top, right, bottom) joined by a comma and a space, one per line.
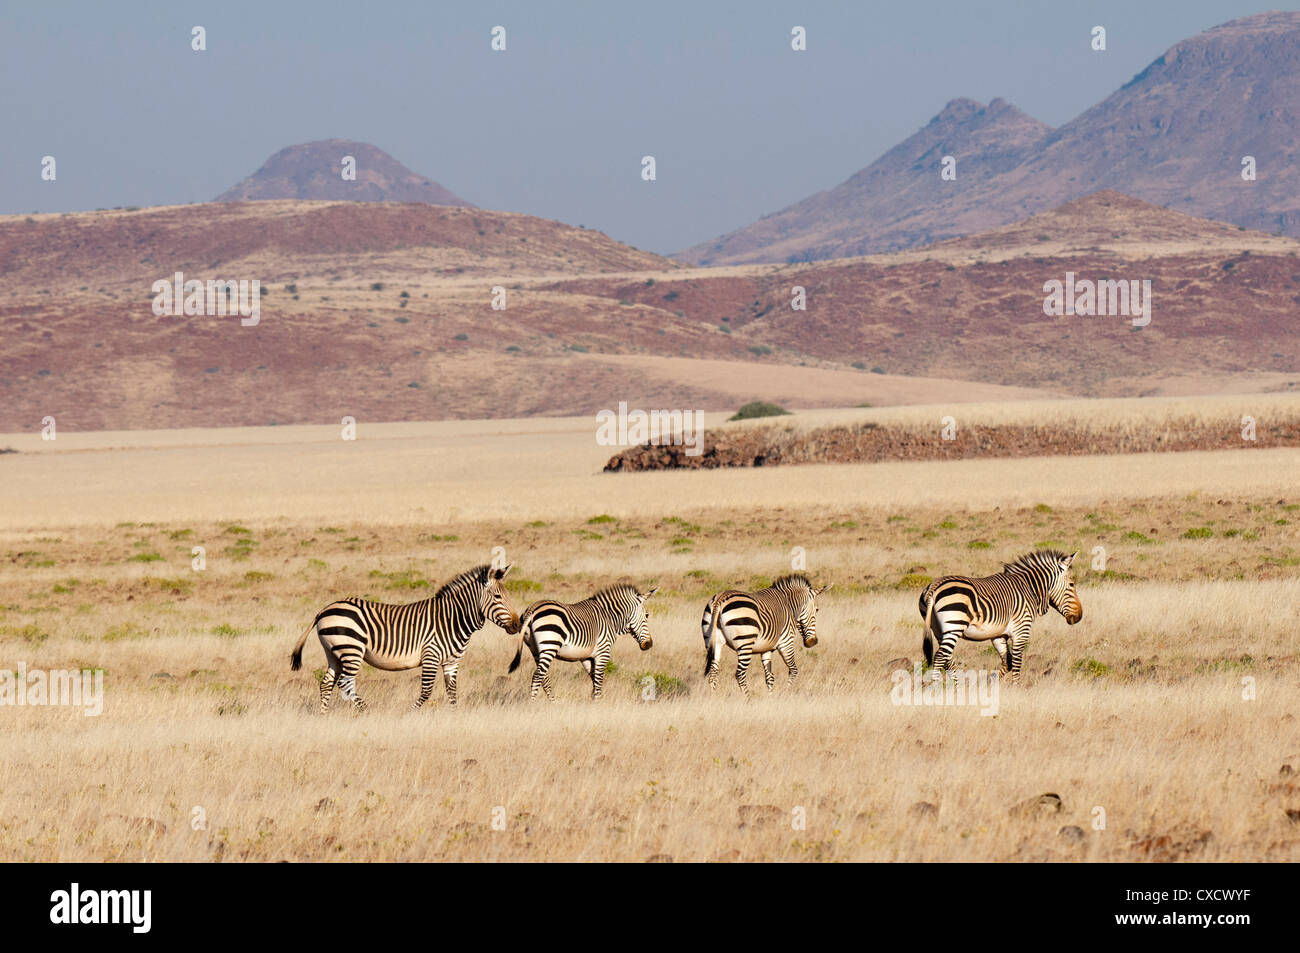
1, 399, 1298, 861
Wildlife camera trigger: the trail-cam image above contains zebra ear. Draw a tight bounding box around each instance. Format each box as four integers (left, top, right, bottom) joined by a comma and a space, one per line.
814, 584, 830, 595
1063, 552, 1077, 568
642, 587, 658, 600
494, 563, 512, 580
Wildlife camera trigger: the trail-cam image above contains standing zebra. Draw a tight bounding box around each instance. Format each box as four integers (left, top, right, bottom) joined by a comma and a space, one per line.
918, 549, 1082, 684
702, 574, 829, 696
290, 563, 520, 712
507, 584, 656, 699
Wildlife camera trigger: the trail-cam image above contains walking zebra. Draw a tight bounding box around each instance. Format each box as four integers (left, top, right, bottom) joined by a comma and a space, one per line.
702, 574, 829, 695
507, 584, 657, 699
290, 563, 520, 712
918, 549, 1083, 684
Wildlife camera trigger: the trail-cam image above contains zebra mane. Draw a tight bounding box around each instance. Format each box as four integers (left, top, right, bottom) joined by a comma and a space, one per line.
1003, 550, 1070, 576
434, 564, 492, 600
590, 582, 645, 602
770, 573, 813, 591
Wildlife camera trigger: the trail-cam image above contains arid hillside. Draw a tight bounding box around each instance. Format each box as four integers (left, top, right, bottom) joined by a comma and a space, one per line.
2, 192, 1298, 432
562, 194, 1300, 398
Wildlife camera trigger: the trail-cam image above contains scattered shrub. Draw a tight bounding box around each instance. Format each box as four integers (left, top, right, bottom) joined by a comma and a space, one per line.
729, 401, 790, 421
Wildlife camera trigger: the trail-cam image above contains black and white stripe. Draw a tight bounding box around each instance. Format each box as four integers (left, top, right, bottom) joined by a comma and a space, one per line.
702, 574, 829, 695
918, 549, 1083, 683
507, 584, 656, 699
290, 563, 520, 711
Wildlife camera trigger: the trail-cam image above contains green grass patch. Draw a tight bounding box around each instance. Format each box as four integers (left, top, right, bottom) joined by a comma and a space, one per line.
896, 573, 933, 590
143, 576, 193, 595
0, 623, 49, 644
367, 569, 429, 590
103, 623, 145, 641
1194, 655, 1253, 675
633, 671, 689, 699
1070, 657, 1111, 678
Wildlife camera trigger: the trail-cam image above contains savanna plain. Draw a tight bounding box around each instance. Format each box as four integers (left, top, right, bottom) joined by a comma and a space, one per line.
1, 396, 1298, 862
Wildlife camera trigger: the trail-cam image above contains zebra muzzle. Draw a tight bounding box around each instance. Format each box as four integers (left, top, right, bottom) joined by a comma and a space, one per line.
803, 634, 818, 647
640, 638, 653, 651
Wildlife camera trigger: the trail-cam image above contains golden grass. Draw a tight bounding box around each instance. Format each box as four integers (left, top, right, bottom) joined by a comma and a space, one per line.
1, 405, 1298, 861
2, 579, 1296, 862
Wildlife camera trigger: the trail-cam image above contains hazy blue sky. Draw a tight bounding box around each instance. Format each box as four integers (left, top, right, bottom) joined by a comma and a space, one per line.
1, 0, 1280, 253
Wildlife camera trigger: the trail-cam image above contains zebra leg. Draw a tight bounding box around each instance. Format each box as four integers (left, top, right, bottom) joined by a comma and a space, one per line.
319, 655, 341, 713
531, 650, 557, 700
338, 653, 367, 712
411, 651, 438, 710
992, 637, 1010, 676
734, 646, 754, 697
590, 650, 611, 700
1008, 632, 1030, 684
929, 631, 961, 682
761, 652, 775, 692
777, 641, 798, 685
581, 659, 596, 697
442, 662, 459, 707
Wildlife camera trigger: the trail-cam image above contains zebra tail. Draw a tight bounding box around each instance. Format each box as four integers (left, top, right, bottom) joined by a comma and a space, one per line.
703, 598, 721, 677
921, 590, 937, 667
289, 620, 315, 672
507, 616, 529, 674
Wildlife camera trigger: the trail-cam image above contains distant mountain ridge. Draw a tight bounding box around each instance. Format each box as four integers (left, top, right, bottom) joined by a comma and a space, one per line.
216, 139, 474, 207
678, 11, 1300, 264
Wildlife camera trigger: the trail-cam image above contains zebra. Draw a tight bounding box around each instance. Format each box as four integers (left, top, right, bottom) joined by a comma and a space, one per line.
918, 549, 1083, 684
290, 563, 520, 712
702, 574, 830, 695
507, 584, 657, 699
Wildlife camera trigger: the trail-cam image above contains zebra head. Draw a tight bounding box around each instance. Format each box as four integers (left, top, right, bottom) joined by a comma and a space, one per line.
627, 586, 657, 651
481, 564, 521, 634
773, 575, 830, 647
800, 583, 831, 647
1048, 552, 1083, 625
